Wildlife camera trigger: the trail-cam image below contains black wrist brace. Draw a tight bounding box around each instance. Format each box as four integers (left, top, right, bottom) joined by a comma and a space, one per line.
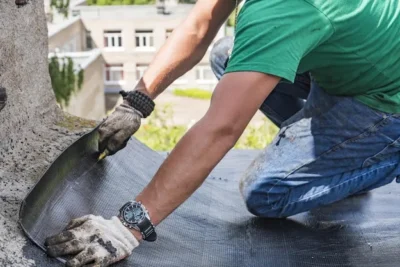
119, 90, 155, 118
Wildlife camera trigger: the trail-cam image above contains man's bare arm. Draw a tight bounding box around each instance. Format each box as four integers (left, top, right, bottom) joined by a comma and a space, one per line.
44, 72, 279, 265
135, 72, 281, 228
136, 0, 237, 99
98, 0, 239, 154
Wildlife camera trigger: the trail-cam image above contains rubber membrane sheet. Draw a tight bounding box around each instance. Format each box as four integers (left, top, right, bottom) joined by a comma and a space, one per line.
20, 129, 400, 267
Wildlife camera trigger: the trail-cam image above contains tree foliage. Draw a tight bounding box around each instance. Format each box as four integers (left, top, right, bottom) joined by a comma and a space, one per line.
49, 56, 84, 108
86, 0, 198, 5
86, 0, 155, 5
58, 0, 195, 9
172, 88, 212, 100
50, 0, 70, 17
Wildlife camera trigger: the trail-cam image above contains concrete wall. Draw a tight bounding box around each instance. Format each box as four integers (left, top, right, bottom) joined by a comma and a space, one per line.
48, 18, 87, 53
64, 54, 106, 120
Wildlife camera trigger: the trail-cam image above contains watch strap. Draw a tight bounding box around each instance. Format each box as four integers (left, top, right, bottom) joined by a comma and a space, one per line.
119, 201, 157, 242
119, 90, 155, 118
137, 218, 157, 242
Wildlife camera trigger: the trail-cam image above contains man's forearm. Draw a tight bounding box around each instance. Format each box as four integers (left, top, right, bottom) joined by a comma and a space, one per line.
135, 24, 209, 99
135, 0, 236, 99
134, 71, 280, 228
135, 118, 237, 225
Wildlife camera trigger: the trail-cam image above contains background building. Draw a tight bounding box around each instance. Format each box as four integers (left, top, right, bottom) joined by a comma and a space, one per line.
71, 0, 224, 110
45, 0, 228, 120
47, 3, 106, 120
43, 0, 272, 152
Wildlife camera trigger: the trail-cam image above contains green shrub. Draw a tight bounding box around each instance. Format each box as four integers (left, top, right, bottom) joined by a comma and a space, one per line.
87, 0, 153, 4
134, 0, 155, 4
234, 119, 278, 149
49, 56, 84, 108
135, 104, 278, 151
135, 105, 187, 151
96, 0, 108, 5
227, 11, 236, 27
172, 88, 213, 100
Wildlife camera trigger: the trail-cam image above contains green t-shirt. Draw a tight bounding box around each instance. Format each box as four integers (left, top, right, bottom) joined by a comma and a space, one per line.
225, 0, 400, 113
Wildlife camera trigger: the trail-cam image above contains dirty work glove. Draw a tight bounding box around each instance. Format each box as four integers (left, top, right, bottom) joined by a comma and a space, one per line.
98, 101, 143, 155
98, 90, 155, 155
45, 215, 139, 267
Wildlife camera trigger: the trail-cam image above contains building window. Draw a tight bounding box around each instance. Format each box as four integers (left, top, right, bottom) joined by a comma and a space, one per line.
196, 65, 216, 84
104, 30, 122, 50
86, 30, 93, 50
135, 30, 154, 50
166, 29, 173, 39
136, 64, 149, 80
105, 64, 124, 84
72, 10, 80, 17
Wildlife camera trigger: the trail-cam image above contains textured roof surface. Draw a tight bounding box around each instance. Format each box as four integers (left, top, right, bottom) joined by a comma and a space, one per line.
21, 129, 400, 266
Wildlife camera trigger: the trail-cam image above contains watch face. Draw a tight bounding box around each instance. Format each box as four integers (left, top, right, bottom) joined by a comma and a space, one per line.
123, 202, 145, 224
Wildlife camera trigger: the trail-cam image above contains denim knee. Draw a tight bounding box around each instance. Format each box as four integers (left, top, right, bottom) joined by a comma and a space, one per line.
240, 176, 290, 219
209, 36, 234, 80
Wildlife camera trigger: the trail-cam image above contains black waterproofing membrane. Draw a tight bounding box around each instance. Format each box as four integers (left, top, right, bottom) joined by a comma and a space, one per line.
20, 129, 400, 267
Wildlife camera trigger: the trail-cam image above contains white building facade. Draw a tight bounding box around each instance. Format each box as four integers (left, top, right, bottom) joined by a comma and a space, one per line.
71, 1, 225, 109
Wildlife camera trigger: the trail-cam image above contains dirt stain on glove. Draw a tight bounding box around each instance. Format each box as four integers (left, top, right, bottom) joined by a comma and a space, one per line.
97, 238, 117, 257
89, 234, 117, 257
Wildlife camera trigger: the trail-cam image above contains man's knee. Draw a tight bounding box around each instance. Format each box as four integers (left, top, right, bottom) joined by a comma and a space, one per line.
240, 174, 290, 219
209, 36, 233, 80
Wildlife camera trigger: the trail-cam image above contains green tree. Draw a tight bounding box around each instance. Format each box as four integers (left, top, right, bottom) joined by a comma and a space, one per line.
50, 0, 70, 17
87, 0, 156, 5
48, 55, 84, 108
96, 0, 108, 5
134, 0, 155, 4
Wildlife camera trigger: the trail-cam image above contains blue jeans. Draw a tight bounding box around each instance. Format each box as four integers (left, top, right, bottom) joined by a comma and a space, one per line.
210, 37, 400, 218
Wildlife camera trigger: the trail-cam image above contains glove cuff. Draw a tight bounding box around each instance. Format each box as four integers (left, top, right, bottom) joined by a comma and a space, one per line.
111, 216, 140, 249
120, 90, 155, 118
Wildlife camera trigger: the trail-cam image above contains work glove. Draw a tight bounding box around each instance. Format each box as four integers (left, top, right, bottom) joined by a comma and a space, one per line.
98, 101, 143, 155
45, 215, 139, 267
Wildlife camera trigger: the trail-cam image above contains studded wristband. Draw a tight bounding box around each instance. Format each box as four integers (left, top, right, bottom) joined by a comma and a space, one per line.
119, 90, 155, 118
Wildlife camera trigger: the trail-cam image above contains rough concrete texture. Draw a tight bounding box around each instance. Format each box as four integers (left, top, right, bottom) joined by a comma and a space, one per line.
0, 1, 95, 266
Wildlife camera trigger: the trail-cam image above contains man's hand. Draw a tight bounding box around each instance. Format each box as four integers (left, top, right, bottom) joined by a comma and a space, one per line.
45, 215, 139, 267
98, 102, 143, 155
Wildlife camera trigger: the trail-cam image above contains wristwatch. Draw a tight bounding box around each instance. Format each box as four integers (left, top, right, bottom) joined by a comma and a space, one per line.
118, 201, 157, 242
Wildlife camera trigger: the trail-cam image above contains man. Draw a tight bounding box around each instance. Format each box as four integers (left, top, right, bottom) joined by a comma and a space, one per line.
45, 0, 400, 266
